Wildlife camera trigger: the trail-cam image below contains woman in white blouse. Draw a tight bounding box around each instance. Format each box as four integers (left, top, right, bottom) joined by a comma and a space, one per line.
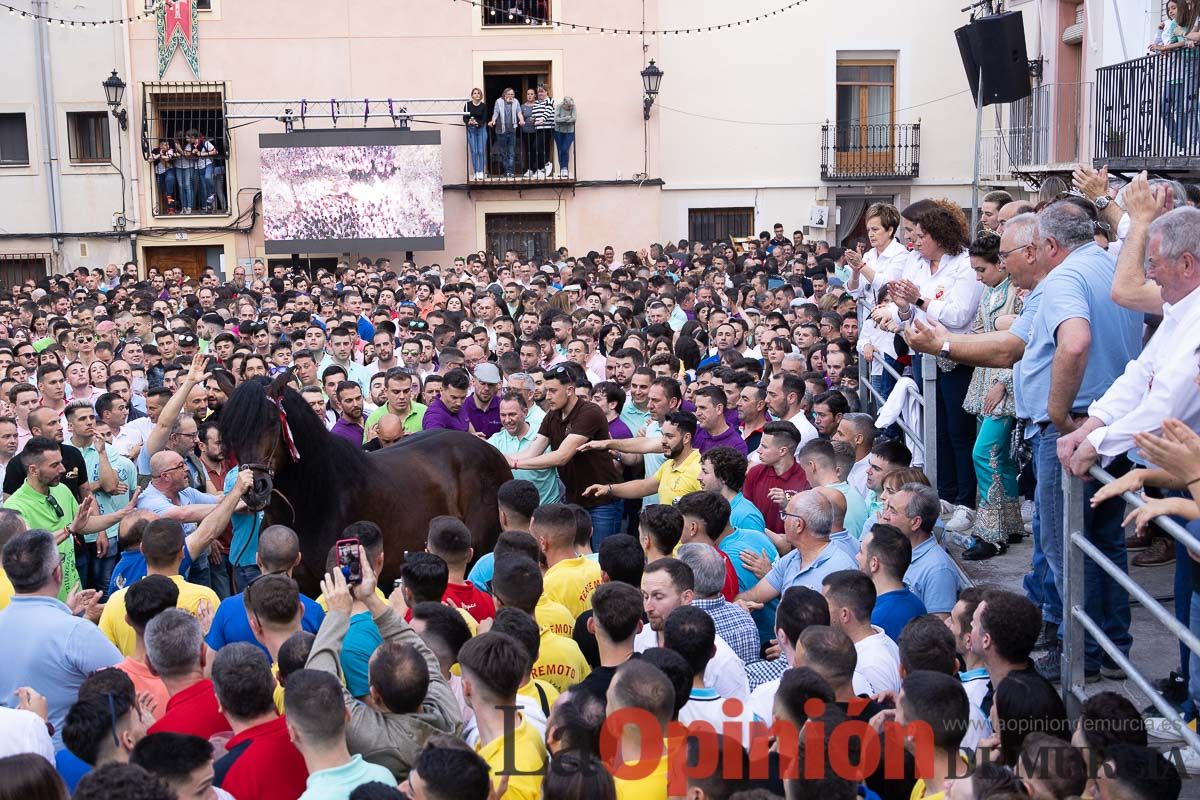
891, 201, 983, 513
847, 202, 910, 400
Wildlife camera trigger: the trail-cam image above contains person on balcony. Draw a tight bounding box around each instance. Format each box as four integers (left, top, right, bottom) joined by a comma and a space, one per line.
1150, 0, 1197, 152
532, 85, 556, 178
488, 87, 523, 178
554, 96, 576, 179
520, 88, 539, 178
150, 140, 177, 215
464, 87, 489, 180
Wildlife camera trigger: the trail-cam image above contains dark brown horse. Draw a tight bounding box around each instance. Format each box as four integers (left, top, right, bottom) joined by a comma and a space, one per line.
218, 378, 513, 596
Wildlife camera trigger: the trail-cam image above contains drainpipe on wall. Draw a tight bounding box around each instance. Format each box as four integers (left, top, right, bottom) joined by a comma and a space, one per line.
33, 0, 64, 267
120, 2, 141, 262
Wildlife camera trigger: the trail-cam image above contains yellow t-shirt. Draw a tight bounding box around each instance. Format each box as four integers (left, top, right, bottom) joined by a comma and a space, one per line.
613, 747, 672, 800
0, 569, 13, 611
543, 556, 602, 618
909, 780, 944, 800
476, 717, 547, 800
531, 628, 591, 693
652, 449, 703, 507
99, 574, 221, 656
534, 595, 576, 638
516, 678, 560, 715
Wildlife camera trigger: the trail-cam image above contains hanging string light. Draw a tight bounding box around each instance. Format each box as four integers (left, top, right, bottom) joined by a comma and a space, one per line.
0, 0, 161, 26
450, 0, 806, 35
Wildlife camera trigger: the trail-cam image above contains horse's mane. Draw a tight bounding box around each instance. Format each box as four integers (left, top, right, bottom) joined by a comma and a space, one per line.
220, 378, 370, 524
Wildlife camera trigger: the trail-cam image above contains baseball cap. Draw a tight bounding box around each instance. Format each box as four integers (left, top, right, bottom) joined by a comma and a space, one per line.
473, 362, 501, 384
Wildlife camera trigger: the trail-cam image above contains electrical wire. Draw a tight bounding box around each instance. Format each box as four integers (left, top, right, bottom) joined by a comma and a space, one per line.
0, 0, 159, 27
453, 0, 806, 35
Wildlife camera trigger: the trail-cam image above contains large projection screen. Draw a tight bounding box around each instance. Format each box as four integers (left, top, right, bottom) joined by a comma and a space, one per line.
260, 129, 444, 254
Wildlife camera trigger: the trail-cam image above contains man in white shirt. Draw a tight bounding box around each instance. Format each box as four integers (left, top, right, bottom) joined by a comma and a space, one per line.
664, 605, 747, 735
1058, 205, 1200, 476
821, 570, 901, 695
833, 413, 876, 498
764, 373, 818, 448
634, 558, 749, 702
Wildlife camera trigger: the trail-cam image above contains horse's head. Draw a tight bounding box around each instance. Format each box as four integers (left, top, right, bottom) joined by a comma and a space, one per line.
219, 377, 299, 511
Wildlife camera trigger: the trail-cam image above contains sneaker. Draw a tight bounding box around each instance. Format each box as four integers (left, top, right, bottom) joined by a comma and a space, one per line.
1133, 536, 1175, 567
560, 168, 569, 177
1021, 499, 1034, 525
940, 499, 955, 520
1125, 531, 1152, 552
545, 162, 553, 174
1037, 648, 1100, 684
474, 171, 484, 180
962, 540, 1003, 560
1034, 621, 1059, 651
1007, 531, 1025, 545
1155, 671, 1190, 706
1100, 658, 1128, 680
944, 506, 976, 532
534, 170, 545, 179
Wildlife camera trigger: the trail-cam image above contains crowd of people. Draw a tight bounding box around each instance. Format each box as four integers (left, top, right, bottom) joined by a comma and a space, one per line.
0, 169, 1199, 799
262, 145, 445, 242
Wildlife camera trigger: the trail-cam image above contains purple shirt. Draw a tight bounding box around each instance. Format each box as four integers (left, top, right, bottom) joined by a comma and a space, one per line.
330, 418, 365, 447
464, 393, 502, 438
694, 423, 749, 455
422, 396, 470, 432
608, 417, 633, 440
724, 407, 741, 430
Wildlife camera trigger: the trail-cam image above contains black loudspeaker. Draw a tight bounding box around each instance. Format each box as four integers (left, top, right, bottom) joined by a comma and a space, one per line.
956, 11, 1032, 106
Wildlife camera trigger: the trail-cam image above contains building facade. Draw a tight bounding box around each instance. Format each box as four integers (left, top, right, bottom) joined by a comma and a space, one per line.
2, 0, 986, 281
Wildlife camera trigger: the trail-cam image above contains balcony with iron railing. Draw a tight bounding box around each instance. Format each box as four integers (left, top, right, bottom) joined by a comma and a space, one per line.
481, 0, 552, 27
1094, 50, 1200, 173
820, 122, 920, 180
980, 82, 1092, 181
465, 126, 575, 187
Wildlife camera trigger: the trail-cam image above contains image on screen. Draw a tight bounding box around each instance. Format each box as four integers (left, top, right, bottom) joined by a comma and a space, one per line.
259, 129, 444, 253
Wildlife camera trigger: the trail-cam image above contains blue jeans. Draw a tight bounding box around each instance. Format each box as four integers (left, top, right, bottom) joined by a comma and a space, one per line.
587, 501, 624, 550
76, 541, 118, 599
1036, 423, 1132, 671
233, 564, 262, 593
1190, 588, 1200, 716
178, 168, 195, 210
467, 125, 488, 173
1024, 429, 1062, 626
157, 170, 177, 212
200, 164, 214, 210
496, 131, 516, 175
1163, 81, 1196, 150
555, 131, 574, 171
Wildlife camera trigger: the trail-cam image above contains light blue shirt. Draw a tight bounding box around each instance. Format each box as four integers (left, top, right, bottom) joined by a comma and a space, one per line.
729, 492, 766, 533
0, 595, 123, 747
225, 467, 264, 567
619, 402, 653, 438
468, 552, 496, 593
318, 355, 372, 393
830, 481, 869, 542
136, 484, 219, 534
489, 425, 561, 506
94, 453, 137, 541
1013, 243, 1141, 425
829, 529, 861, 560
903, 535, 961, 614
299, 754, 396, 800
764, 541, 858, 595
718, 527, 779, 644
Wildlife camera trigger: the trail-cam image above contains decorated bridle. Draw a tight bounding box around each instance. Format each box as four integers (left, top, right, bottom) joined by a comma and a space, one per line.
238, 395, 300, 522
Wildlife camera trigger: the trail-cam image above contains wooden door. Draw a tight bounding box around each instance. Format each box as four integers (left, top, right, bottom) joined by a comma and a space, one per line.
143, 245, 207, 281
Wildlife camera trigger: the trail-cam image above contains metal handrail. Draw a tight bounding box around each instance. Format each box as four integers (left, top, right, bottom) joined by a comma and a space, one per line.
1062, 464, 1200, 750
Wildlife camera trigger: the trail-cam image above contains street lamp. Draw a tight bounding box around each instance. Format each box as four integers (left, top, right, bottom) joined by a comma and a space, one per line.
641, 59, 663, 121
103, 69, 128, 130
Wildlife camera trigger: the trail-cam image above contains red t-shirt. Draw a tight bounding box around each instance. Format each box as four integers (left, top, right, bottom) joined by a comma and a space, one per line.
148, 679, 232, 740
213, 716, 309, 800
718, 549, 739, 602
743, 462, 811, 534
442, 581, 497, 622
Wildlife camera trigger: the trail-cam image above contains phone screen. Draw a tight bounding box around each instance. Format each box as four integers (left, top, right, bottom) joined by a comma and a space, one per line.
336, 540, 362, 585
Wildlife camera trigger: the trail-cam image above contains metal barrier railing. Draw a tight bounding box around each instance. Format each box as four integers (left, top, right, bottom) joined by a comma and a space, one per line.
856, 300, 939, 489
1062, 465, 1200, 751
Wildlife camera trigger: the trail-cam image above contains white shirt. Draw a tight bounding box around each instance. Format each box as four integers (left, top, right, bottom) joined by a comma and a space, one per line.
853, 627, 902, 695
849, 457, 870, 497
635, 625, 750, 702
748, 677, 780, 725
887, 249, 983, 334
0, 707, 55, 763
786, 411, 819, 447
112, 421, 145, 460
1086, 283, 1200, 458
847, 239, 911, 303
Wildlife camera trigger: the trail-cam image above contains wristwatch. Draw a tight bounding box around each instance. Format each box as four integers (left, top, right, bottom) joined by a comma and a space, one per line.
1094, 195, 1111, 210
915, 298, 927, 310
939, 340, 951, 357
